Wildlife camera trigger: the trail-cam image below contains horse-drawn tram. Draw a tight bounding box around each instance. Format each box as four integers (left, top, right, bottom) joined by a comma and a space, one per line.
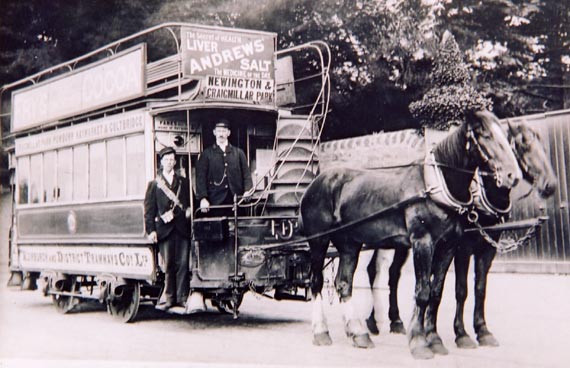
1, 23, 331, 321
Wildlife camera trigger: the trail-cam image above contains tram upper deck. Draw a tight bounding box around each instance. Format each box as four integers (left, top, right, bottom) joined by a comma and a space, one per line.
1, 23, 330, 278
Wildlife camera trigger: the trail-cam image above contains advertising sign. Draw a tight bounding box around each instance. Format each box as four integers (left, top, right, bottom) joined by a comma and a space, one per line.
15, 110, 147, 156
181, 26, 276, 106
12, 44, 146, 133
18, 245, 154, 278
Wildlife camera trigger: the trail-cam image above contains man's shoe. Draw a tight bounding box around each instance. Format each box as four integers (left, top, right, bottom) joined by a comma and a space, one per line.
156, 301, 174, 311
186, 292, 206, 314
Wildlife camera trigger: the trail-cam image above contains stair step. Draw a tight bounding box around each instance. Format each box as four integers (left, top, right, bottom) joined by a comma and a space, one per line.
264, 207, 299, 216
275, 167, 316, 180
276, 134, 318, 141
275, 157, 318, 163
270, 191, 304, 205
271, 177, 313, 185
276, 142, 315, 156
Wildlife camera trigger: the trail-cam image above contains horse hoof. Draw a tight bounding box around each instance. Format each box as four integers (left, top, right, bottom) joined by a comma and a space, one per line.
313, 332, 333, 346
390, 321, 406, 334
352, 333, 375, 349
366, 317, 380, 335
411, 346, 434, 360
429, 341, 449, 355
455, 335, 477, 349
478, 333, 499, 347
427, 334, 448, 355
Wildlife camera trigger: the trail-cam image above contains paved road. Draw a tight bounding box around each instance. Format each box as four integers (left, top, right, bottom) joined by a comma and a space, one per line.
1, 265, 569, 368
1, 193, 569, 368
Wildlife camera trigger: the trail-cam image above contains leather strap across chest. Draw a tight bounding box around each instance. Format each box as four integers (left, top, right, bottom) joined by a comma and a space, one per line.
155, 175, 183, 210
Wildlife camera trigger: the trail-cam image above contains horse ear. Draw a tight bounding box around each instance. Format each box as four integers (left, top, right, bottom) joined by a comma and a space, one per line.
465, 110, 482, 129
507, 119, 517, 135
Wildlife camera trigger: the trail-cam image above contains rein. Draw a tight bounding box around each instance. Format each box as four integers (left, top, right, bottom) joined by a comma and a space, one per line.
239, 192, 429, 251
363, 161, 495, 177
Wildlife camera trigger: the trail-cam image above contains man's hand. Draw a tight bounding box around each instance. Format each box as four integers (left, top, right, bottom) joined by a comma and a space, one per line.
242, 187, 255, 199
185, 207, 192, 219
147, 231, 158, 243
200, 198, 210, 213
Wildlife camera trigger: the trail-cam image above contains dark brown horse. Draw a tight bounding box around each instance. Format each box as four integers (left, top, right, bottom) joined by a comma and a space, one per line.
362, 121, 557, 344
425, 119, 557, 354
300, 110, 521, 359
361, 120, 557, 355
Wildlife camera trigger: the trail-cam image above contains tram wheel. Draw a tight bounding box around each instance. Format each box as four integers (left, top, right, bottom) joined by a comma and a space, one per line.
107, 282, 140, 323
214, 293, 244, 315
51, 277, 77, 314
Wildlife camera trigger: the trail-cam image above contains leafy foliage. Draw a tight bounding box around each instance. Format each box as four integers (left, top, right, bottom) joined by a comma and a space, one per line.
410, 31, 492, 130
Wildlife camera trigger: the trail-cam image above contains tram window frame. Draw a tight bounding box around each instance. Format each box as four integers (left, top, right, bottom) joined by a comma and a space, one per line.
106, 137, 126, 198
73, 145, 89, 202
43, 151, 57, 203
15, 132, 147, 207
126, 134, 145, 196
89, 141, 106, 200
57, 148, 73, 202
29, 154, 42, 204
17, 156, 30, 204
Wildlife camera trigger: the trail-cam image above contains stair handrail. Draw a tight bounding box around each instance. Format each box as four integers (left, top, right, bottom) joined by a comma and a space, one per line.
256, 41, 331, 213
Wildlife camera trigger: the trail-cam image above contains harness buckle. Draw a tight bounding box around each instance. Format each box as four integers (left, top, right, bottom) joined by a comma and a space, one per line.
467, 210, 479, 223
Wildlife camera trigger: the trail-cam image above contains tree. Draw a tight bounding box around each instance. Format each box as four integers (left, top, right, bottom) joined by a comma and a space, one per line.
410, 31, 492, 130
437, 0, 570, 116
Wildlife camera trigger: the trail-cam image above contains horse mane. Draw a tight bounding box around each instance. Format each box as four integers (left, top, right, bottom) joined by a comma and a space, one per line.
432, 122, 469, 168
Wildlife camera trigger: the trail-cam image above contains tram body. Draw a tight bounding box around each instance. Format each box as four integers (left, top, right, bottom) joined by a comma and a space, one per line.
2, 23, 330, 321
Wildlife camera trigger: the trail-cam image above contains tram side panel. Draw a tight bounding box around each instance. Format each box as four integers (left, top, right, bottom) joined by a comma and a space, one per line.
11, 111, 158, 288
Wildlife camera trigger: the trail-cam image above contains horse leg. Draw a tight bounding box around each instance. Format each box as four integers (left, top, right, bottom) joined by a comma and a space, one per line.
473, 243, 499, 347
310, 237, 333, 346
388, 247, 409, 334
336, 241, 374, 348
365, 250, 382, 335
424, 240, 456, 355
407, 225, 435, 360
453, 241, 478, 349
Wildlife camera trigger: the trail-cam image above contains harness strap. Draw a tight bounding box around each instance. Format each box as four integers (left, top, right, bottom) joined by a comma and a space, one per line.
240, 192, 428, 251
471, 168, 511, 218
156, 175, 184, 210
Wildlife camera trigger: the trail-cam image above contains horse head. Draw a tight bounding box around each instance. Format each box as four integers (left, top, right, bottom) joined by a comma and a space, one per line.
466, 110, 521, 189
508, 120, 557, 199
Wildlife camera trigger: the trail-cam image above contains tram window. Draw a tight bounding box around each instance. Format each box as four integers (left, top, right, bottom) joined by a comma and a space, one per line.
73, 145, 88, 201
126, 135, 145, 196
106, 138, 125, 198
17, 156, 30, 204
89, 142, 106, 200
43, 151, 57, 203
29, 154, 42, 204
57, 148, 73, 202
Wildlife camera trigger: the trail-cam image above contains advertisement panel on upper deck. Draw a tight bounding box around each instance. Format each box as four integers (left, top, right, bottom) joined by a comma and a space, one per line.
11, 44, 146, 133
181, 26, 276, 107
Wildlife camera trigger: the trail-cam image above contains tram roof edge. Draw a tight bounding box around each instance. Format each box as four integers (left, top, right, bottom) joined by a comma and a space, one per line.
0, 22, 277, 93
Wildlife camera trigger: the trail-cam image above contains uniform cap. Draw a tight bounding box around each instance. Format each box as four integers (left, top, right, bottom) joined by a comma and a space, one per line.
159, 146, 176, 158
215, 119, 230, 129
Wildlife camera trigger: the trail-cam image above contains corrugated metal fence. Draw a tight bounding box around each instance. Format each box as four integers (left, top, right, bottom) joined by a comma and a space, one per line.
496, 110, 570, 274
319, 110, 570, 274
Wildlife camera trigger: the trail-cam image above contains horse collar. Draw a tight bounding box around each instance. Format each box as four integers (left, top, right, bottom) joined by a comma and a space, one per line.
471, 168, 512, 218
424, 152, 473, 214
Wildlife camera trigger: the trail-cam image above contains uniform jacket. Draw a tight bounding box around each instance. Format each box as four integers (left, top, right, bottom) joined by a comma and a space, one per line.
196, 143, 253, 205
144, 172, 190, 240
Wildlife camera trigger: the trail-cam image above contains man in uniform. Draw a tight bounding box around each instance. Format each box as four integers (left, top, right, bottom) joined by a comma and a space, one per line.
196, 118, 253, 216
144, 146, 191, 310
